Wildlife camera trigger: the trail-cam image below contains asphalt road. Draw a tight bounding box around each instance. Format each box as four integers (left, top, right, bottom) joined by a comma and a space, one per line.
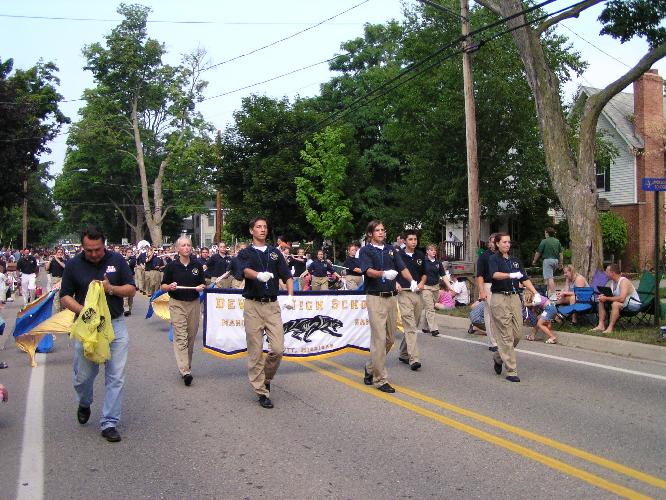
1, 290, 665, 499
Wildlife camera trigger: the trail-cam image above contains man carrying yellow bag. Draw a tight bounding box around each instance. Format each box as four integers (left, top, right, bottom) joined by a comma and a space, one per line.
61, 226, 136, 443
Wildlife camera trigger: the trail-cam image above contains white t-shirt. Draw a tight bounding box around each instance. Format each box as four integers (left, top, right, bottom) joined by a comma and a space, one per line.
452, 280, 469, 305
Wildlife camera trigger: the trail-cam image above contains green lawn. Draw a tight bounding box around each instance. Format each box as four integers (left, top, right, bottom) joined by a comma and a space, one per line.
439, 306, 666, 346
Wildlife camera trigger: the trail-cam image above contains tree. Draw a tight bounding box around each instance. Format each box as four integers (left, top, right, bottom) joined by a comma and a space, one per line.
216, 95, 316, 241
475, 0, 666, 278
296, 126, 354, 258
599, 211, 628, 260
80, 3, 213, 245
0, 57, 68, 212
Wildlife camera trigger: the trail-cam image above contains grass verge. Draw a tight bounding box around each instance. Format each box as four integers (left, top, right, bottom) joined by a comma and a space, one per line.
439, 307, 666, 346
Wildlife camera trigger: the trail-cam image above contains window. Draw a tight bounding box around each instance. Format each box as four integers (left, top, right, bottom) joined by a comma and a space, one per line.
207, 213, 215, 226
596, 161, 610, 192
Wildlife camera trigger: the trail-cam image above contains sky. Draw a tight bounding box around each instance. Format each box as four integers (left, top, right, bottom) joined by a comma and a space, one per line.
1, 0, 664, 178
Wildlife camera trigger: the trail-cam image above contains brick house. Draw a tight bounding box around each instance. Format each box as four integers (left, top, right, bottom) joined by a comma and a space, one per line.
579, 69, 666, 270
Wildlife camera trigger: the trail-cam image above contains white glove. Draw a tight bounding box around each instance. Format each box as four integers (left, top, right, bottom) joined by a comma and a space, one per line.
382, 270, 399, 280
532, 293, 542, 306
509, 272, 522, 279
283, 296, 295, 310
410, 280, 418, 292
256, 272, 274, 283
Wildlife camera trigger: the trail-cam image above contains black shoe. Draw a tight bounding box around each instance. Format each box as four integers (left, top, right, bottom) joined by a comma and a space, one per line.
489, 346, 498, 352
398, 357, 409, 365
258, 395, 274, 408
363, 367, 373, 385
422, 328, 430, 334
377, 383, 396, 393
101, 427, 121, 442
506, 375, 521, 383
410, 361, 421, 371
431, 330, 440, 337
467, 324, 475, 334
493, 359, 503, 375
265, 381, 271, 392
124, 310, 131, 317
77, 405, 91, 425
183, 374, 193, 386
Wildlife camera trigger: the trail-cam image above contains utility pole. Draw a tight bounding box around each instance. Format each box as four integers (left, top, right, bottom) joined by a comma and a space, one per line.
22, 176, 28, 248
461, 0, 480, 261
215, 190, 222, 244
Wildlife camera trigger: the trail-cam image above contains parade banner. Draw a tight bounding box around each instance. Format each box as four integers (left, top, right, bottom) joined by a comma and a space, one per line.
203, 290, 370, 360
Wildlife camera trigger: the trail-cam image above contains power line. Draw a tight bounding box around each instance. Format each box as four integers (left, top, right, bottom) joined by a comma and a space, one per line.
560, 24, 631, 69
202, 57, 336, 101
202, 0, 370, 72
0, 13, 367, 25
310, 0, 568, 133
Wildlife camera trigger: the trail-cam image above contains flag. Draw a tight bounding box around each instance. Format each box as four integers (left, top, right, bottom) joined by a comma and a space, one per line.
13, 291, 75, 367
146, 290, 170, 321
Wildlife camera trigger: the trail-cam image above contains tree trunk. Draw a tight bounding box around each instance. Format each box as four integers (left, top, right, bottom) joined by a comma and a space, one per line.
131, 98, 163, 246
481, 0, 603, 279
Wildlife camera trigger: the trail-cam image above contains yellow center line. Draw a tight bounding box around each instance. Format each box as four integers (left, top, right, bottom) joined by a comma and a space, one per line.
301, 361, 651, 500
321, 359, 666, 492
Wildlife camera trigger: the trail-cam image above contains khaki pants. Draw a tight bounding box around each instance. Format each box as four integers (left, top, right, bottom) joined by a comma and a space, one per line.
231, 278, 245, 289
123, 295, 133, 314
311, 276, 328, 291
345, 275, 363, 290
489, 293, 522, 376
145, 270, 160, 296
365, 294, 398, 387
169, 298, 201, 376
483, 283, 497, 347
244, 299, 284, 396
421, 285, 440, 332
136, 266, 145, 292
51, 277, 62, 313
398, 291, 422, 364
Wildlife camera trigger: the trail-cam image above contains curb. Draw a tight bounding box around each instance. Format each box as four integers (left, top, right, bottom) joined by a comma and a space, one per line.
435, 314, 666, 364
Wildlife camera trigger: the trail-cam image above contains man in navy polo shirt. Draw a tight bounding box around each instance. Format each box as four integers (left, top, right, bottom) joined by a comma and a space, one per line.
238, 217, 294, 409
359, 220, 418, 393
60, 226, 136, 443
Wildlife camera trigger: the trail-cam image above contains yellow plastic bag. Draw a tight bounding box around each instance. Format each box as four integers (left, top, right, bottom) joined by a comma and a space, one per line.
70, 281, 115, 364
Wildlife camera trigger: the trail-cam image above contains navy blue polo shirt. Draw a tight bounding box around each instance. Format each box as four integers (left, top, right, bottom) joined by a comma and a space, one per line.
291, 256, 307, 276
137, 252, 146, 265
161, 257, 205, 301
230, 256, 244, 280
48, 257, 67, 278
343, 256, 362, 276
476, 249, 494, 283
208, 253, 231, 277
423, 258, 445, 286
488, 253, 528, 293
239, 245, 291, 299
126, 255, 136, 274
144, 254, 161, 271
60, 250, 135, 319
308, 259, 333, 277
359, 244, 406, 293
17, 255, 38, 274
397, 249, 424, 288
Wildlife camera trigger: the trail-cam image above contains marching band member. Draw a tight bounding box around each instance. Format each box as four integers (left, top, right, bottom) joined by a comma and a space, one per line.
238, 217, 294, 409
359, 220, 417, 394
161, 236, 206, 386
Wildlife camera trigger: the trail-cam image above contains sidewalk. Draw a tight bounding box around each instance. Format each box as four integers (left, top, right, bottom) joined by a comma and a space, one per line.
435, 313, 666, 364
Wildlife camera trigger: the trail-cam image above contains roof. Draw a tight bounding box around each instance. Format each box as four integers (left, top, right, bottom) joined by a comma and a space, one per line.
580, 86, 652, 150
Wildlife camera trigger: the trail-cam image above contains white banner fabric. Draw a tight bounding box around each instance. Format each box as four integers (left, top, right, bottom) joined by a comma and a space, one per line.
203, 290, 371, 360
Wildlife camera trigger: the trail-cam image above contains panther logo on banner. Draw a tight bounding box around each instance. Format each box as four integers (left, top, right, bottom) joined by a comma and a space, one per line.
203, 290, 371, 360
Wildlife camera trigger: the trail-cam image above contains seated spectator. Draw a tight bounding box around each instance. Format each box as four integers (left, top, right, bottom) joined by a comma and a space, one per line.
448, 273, 469, 306
434, 282, 456, 310
591, 263, 641, 334
467, 300, 486, 334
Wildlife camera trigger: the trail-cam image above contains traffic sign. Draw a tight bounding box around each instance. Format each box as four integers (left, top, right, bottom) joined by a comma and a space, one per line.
641, 177, 666, 191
